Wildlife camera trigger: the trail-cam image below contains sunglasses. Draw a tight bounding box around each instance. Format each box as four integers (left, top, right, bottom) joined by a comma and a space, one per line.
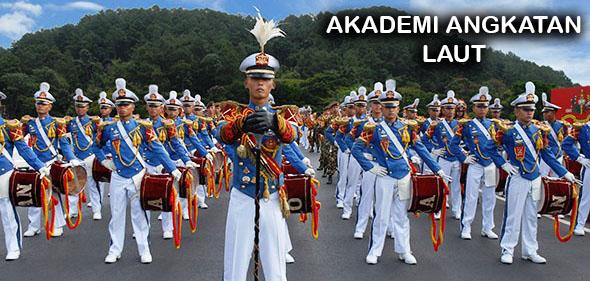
355, 104, 366, 107
35, 102, 49, 106
147, 104, 160, 108
521, 108, 535, 112
75, 104, 88, 108
100, 106, 111, 110
476, 105, 488, 109
116, 103, 132, 107
183, 104, 192, 107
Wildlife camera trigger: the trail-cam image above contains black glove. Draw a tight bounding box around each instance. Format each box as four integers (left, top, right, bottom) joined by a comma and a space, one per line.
243, 111, 277, 134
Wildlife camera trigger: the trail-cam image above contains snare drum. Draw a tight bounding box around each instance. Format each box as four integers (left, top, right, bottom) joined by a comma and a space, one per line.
564, 156, 581, 179
408, 174, 446, 213
282, 160, 300, 175
50, 162, 87, 195
538, 177, 575, 216
284, 174, 312, 213
92, 156, 112, 183
496, 168, 508, 193
140, 174, 176, 212
9, 168, 48, 207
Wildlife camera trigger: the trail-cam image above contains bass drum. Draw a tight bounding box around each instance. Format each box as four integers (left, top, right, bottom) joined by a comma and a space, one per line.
538, 177, 575, 216
9, 168, 47, 207
140, 174, 176, 212
92, 156, 112, 183
284, 174, 312, 213
50, 162, 87, 195
408, 174, 446, 213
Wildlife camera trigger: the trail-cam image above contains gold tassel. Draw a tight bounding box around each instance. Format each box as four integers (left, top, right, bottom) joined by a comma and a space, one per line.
85, 125, 92, 137
178, 126, 185, 139
133, 132, 141, 147
47, 125, 56, 138
489, 126, 496, 141
401, 127, 410, 144
159, 129, 166, 142
0, 129, 5, 143
535, 134, 544, 150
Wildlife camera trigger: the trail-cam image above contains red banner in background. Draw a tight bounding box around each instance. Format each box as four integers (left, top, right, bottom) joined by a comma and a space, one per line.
551, 86, 590, 123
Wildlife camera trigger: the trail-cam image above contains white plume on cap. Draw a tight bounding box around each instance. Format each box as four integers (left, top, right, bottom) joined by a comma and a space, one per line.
195, 94, 201, 102
169, 91, 177, 100
479, 86, 489, 95
412, 98, 420, 107
344, 96, 351, 103
385, 79, 396, 91
99, 91, 107, 99
250, 7, 285, 54
525, 81, 535, 94
494, 98, 501, 105
116, 78, 126, 90
75, 88, 83, 96
183, 89, 191, 96
349, 91, 358, 99
374, 82, 383, 92
149, 85, 158, 94
447, 90, 455, 98
0, 91, 6, 100
542, 92, 548, 102
433, 94, 439, 102
40, 82, 50, 92
358, 86, 367, 95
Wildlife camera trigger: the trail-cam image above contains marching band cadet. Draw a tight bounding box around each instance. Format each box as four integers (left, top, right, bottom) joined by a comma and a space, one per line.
352, 84, 450, 265
352, 87, 383, 239
24, 82, 82, 238
95, 92, 115, 206
430, 90, 463, 220
65, 89, 102, 220
419, 94, 441, 174
489, 98, 503, 120
449, 86, 499, 240
342, 88, 367, 220
320, 102, 339, 184
0, 91, 49, 260
403, 98, 419, 120
334, 94, 354, 209
93, 78, 182, 264
456, 99, 467, 119
539, 93, 567, 177
161, 91, 200, 238
488, 82, 578, 264
217, 11, 297, 280
561, 108, 590, 237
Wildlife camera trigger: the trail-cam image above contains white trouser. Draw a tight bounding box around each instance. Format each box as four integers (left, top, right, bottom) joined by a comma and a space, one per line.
336, 151, 350, 202
300, 127, 310, 150
355, 168, 376, 234
28, 193, 66, 231
438, 158, 462, 217
83, 155, 102, 214
223, 190, 287, 281
343, 156, 362, 216
368, 174, 411, 257
461, 163, 496, 233
108, 171, 150, 257
577, 167, 590, 231
539, 156, 563, 177
0, 186, 22, 254
285, 220, 293, 254
500, 174, 539, 257
197, 185, 207, 204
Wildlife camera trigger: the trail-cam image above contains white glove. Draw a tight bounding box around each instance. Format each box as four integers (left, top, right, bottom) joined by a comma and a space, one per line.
369, 165, 388, 177
501, 163, 519, 176
345, 148, 351, 154
432, 148, 445, 157
171, 169, 182, 182
437, 169, 452, 182
69, 159, 83, 167
205, 153, 214, 162
304, 168, 316, 177
210, 147, 220, 153
101, 159, 116, 171
185, 161, 198, 169
576, 156, 590, 168
411, 156, 421, 165
38, 166, 51, 179
563, 172, 582, 185
463, 155, 476, 165
302, 157, 312, 168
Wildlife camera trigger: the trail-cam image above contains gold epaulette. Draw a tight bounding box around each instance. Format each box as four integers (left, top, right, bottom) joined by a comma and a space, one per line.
137, 119, 153, 129
429, 120, 439, 128
572, 122, 585, 129
197, 116, 213, 123
532, 120, 551, 133
183, 119, 193, 127
275, 105, 301, 124
335, 117, 350, 126
402, 119, 418, 128
63, 116, 73, 123
21, 115, 32, 124
491, 118, 513, 132
98, 120, 114, 129
162, 119, 175, 128
5, 119, 21, 129
415, 116, 426, 126
217, 100, 248, 121
458, 118, 471, 125
90, 116, 100, 123
55, 117, 66, 125
353, 120, 363, 127
363, 122, 376, 132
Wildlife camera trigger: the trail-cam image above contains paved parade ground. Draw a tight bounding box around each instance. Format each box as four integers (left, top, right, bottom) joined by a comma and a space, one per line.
1, 150, 589, 281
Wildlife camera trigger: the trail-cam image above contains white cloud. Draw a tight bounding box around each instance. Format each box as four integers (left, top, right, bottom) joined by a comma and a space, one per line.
0, 11, 35, 39
63, 1, 104, 11
0, 1, 42, 16
180, 0, 225, 11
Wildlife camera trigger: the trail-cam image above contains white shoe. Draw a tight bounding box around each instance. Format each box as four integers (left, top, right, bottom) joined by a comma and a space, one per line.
198, 202, 209, 209
157, 214, 162, 221
93, 213, 102, 220
51, 227, 63, 237
183, 212, 189, 220
500, 254, 513, 264
481, 230, 498, 239
336, 202, 344, 209
453, 213, 461, 220
87, 202, 92, 208
366, 255, 378, 265
460, 232, 472, 240
537, 214, 542, 219
434, 212, 441, 220
5, 251, 20, 261
163, 231, 173, 240
24, 228, 40, 237
574, 229, 585, 236
390, 233, 395, 239
353, 232, 363, 239
398, 253, 417, 265
286, 253, 295, 264
104, 254, 120, 264
70, 213, 78, 219
522, 253, 546, 264
341, 212, 351, 220
141, 252, 152, 264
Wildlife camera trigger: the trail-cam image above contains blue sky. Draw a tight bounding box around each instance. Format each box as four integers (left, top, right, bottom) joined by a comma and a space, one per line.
0, 0, 588, 84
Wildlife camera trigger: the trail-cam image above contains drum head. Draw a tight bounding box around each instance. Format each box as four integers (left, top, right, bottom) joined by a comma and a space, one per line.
66, 166, 87, 195
213, 151, 224, 173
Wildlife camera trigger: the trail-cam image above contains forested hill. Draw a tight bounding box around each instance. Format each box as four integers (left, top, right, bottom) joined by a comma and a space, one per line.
0, 6, 573, 117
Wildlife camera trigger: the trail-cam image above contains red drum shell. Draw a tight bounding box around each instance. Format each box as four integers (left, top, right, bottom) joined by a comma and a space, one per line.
284, 174, 312, 214
564, 156, 581, 179
408, 174, 445, 213
140, 174, 175, 212
9, 169, 45, 207
50, 162, 87, 195
538, 177, 575, 215
92, 156, 112, 183
496, 168, 508, 193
